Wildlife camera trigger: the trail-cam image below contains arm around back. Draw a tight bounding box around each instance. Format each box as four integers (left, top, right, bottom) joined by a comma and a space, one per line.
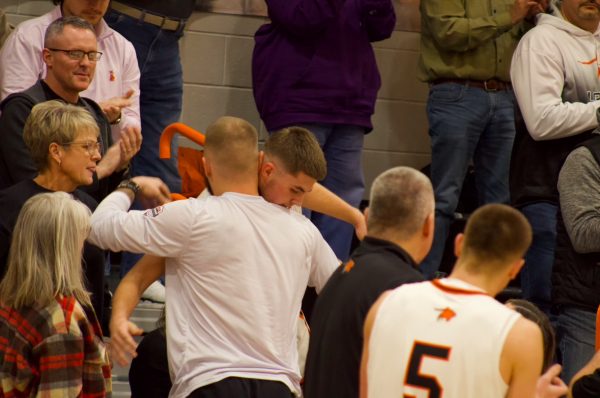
303, 182, 366, 240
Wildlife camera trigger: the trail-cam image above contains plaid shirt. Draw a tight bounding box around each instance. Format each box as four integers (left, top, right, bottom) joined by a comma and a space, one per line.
0, 296, 111, 397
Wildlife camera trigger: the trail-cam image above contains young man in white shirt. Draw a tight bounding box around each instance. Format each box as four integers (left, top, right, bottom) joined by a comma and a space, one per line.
90, 116, 339, 398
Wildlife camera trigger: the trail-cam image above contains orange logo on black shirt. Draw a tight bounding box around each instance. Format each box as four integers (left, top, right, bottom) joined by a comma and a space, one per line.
342, 260, 355, 273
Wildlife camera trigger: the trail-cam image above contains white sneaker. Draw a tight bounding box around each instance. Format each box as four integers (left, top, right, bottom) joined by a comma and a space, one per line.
141, 280, 165, 303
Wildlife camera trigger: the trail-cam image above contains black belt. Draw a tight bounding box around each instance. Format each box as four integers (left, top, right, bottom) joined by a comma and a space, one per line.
110, 2, 186, 31
432, 78, 512, 91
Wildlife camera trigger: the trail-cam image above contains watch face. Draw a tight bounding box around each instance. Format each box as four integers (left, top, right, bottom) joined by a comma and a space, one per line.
119, 180, 140, 194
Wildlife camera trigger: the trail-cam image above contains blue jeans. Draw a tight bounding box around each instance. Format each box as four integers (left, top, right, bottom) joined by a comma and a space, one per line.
420, 83, 516, 278
106, 9, 185, 276
105, 9, 183, 193
296, 123, 365, 261
556, 306, 596, 384
520, 202, 557, 316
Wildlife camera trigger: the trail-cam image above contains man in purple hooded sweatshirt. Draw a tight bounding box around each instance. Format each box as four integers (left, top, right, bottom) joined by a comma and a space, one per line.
252, 0, 396, 262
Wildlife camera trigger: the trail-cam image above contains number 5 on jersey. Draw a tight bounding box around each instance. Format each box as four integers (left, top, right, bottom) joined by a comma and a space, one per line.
404, 341, 451, 398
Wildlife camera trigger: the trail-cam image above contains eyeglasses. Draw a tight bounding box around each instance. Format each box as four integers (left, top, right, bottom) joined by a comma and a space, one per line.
47, 48, 103, 61
60, 140, 102, 155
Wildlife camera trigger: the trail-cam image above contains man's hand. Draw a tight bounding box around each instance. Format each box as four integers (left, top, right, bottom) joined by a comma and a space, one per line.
526, 0, 549, 20
96, 144, 122, 180
99, 89, 135, 124
109, 316, 144, 367
95, 126, 142, 179
511, 0, 539, 24
117, 125, 142, 170
537, 364, 568, 398
131, 176, 172, 208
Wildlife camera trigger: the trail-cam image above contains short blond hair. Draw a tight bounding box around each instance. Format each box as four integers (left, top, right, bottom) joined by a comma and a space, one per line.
204, 116, 259, 176
0, 192, 92, 309
23, 100, 99, 171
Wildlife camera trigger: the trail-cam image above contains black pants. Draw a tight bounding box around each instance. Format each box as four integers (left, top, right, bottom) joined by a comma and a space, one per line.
188, 377, 294, 398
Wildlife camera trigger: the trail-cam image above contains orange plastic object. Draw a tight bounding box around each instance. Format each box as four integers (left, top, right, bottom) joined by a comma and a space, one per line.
596, 305, 600, 351
159, 122, 205, 159
159, 123, 207, 200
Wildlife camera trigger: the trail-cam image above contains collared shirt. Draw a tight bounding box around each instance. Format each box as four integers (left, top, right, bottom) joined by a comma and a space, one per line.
0, 6, 140, 141
418, 0, 530, 82
0, 296, 111, 397
304, 237, 424, 398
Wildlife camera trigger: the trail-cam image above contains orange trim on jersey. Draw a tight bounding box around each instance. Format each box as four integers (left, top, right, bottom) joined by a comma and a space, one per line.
431, 279, 489, 296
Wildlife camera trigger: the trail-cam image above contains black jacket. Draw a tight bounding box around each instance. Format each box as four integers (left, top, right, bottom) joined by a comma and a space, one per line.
553, 137, 600, 311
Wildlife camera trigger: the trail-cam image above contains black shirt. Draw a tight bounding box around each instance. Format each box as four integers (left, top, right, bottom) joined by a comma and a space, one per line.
129, 328, 171, 398
303, 237, 424, 398
0, 179, 106, 323
573, 368, 600, 398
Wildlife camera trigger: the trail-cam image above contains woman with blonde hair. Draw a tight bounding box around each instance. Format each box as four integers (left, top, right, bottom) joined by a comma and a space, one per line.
0, 192, 111, 396
0, 100, 106, 322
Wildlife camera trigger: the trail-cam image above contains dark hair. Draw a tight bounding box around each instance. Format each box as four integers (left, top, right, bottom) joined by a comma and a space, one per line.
461, 204, 532, 267
506, 299, 556, 371
264, 127, 326, 181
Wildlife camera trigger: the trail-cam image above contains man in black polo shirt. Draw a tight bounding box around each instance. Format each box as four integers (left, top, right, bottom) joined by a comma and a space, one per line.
303, 166, 433, 398
0, 16, 139, 202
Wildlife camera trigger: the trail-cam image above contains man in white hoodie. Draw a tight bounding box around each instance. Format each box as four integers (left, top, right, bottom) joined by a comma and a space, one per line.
510, 0, 600, 382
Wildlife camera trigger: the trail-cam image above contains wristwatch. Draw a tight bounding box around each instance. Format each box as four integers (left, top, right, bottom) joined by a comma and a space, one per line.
111, 112, 122, 125
117, 179, 140, 195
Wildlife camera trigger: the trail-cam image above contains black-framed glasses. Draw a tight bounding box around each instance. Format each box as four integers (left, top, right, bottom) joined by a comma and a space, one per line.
60, 140, 101, 155
47, 48, 103, 61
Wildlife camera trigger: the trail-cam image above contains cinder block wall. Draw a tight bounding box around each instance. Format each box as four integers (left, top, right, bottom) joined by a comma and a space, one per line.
2, 3, 431, 197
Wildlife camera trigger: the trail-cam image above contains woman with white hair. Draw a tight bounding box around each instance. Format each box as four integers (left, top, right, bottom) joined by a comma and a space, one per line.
0, 192, 111, 396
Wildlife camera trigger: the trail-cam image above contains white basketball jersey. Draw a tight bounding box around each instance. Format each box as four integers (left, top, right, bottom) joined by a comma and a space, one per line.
366, 278, 520, 398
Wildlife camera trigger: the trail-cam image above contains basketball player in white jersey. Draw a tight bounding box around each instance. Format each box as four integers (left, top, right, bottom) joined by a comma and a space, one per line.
360, 204, 544, 398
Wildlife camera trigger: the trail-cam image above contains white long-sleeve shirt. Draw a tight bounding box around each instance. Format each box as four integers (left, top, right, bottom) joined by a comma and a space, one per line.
0, 6, 140, 141
511, 12, 600, 141
89, 191, 338, 397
